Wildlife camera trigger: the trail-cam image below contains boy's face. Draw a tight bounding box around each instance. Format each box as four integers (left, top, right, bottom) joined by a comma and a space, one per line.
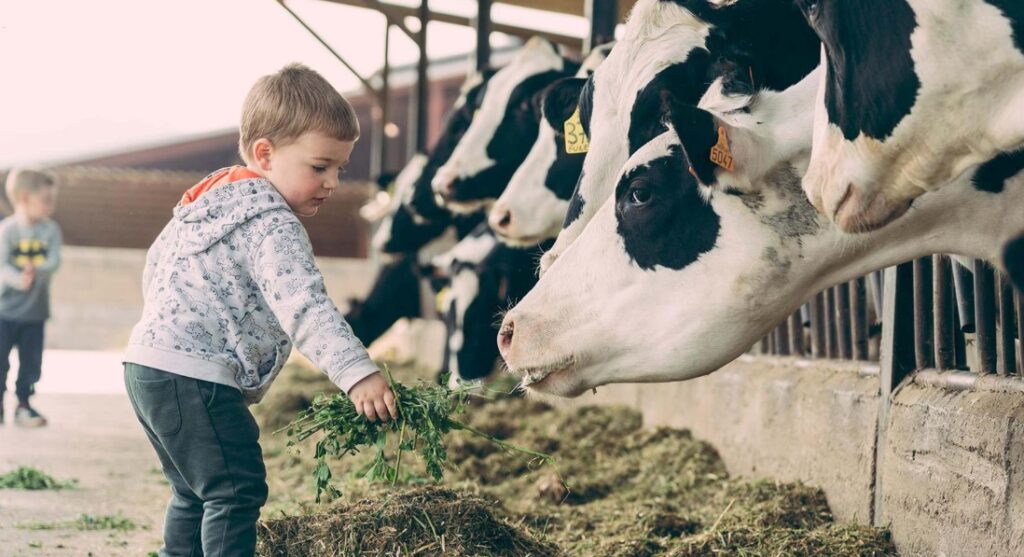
19, 187, 57, 222
259, 131, 354, 217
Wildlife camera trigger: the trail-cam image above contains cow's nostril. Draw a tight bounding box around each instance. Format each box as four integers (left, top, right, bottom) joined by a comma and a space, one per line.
498, 320, 514, 355
498, 211, 512, 228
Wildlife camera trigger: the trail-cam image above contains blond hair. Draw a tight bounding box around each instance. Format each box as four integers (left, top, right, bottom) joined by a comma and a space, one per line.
239, 63, 360, 163
5, 167, 56, 205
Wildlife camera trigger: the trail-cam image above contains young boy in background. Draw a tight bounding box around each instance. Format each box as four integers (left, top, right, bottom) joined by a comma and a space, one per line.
0, 168, 61, 428
123, 64, 397, 556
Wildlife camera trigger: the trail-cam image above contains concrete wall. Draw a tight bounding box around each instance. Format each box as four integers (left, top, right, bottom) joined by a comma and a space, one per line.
47, 246, 378, 351
590, 358, 1024, 556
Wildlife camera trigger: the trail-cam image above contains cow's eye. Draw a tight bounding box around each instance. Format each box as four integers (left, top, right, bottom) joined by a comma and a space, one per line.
628, 184, 653, 206
801, 0, 820, 19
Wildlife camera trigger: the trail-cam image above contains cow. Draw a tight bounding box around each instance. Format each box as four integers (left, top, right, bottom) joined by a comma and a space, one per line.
497, 85, 1024, 398
488, 44, 613, 246
538, 0, 821, 274
344, 254, 422, 348
429, 37, 582, 214
796, 0, 1024, 233
432, 223, 545, 383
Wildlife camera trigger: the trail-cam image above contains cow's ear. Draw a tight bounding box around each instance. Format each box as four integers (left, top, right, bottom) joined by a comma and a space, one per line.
541, 77, 588, 132
660, 91, 723, 186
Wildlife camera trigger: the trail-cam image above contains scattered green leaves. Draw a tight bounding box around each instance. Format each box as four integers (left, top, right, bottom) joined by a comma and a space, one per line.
283, 367, 551, 502
18, 513, 137, 532
0, 466, 77, 490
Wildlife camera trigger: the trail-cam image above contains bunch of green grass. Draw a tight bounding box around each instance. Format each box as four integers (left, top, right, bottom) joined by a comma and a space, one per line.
283, 367, 551, 502
0, 466, 76, 490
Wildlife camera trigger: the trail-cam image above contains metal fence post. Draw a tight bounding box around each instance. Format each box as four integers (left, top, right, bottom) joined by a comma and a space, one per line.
873, 262, 916, 526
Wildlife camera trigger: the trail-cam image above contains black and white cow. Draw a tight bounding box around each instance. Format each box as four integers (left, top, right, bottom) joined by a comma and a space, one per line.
539, 0, 820, 273
796, 0, 1024, 232
498, 84, 1024, 397
489, 44, 613, 246
344, 254, 423, 347
429, 37, 581, 214
432, 223, 545, 383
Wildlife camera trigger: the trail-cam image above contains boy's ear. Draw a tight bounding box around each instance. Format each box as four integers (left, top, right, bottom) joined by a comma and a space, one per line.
252, 138, 274, 171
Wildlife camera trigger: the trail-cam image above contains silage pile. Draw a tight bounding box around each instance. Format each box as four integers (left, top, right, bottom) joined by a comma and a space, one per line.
255, 364, 896, 556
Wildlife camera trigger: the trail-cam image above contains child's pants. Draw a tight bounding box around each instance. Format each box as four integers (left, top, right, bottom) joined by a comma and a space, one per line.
124, 363, 268, 557
0, 319, 44, 403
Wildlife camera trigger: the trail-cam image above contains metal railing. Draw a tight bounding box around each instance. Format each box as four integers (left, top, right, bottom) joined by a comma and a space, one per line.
759, 256, 1022, 380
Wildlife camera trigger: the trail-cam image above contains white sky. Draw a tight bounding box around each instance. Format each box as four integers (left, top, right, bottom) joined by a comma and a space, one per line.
0, 0, 587, 168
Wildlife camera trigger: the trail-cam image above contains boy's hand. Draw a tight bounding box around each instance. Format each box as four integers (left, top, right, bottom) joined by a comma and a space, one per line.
348, 372, 398, 422
20, 265, 34, 290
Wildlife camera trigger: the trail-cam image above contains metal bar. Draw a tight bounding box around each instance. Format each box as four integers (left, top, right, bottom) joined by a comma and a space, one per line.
851, 277, 869, 360
775, 321, 791, 356
933, 255, 955, 370
759, 336, 770, 355
869, 270, 884, 321
1018, 289, 1024, 373
998, 272, 1017, 375
348, 0, 419, 40
825, 286, 839, 358
974, 259, 997, 373
873, 262, 917, 526
476, 0, 492, 71
321, 0, 583, 48
767, 329, 777, 355
585, 0, 618, 53
789, 311, 804, 357
952, 258, 976, 334
277, 0, 381, 100
810, 291, 826, 358
953, 302, 968, 370
913, 257, 934, 369
837, 281, 853, 359
370, 23, 392, 180
415, 0, 429, 153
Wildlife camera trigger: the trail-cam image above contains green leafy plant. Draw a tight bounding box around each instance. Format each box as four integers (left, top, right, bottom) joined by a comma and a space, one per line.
283, 367, 551, 502
0, 466, 76, 490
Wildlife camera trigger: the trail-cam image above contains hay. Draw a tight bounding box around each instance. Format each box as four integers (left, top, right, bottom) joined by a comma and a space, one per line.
256, 486, 557, 557
257, 364, 898, 556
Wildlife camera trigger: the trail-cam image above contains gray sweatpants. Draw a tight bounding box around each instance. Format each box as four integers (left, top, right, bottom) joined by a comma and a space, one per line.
124, 363, 267, 557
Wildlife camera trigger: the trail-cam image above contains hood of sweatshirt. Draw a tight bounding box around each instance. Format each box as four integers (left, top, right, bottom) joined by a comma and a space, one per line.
173, 167, 292, 255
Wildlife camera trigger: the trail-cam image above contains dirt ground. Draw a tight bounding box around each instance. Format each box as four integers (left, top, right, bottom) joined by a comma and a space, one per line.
0, 392, 167, 556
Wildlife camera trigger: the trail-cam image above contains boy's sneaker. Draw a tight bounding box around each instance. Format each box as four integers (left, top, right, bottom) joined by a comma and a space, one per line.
14, 405, 46, 428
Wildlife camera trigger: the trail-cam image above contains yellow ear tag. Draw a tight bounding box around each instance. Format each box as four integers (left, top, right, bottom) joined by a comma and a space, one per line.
435, 286, 450, 314
563, 106, 590, 154
709, 126, 735, 171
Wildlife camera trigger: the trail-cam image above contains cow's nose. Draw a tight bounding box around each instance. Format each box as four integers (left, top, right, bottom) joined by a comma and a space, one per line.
497, 318, 514, 358
489, 204, 513, 234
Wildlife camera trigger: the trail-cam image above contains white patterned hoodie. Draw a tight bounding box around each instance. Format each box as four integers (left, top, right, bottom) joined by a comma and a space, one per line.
124, 167, 378, 404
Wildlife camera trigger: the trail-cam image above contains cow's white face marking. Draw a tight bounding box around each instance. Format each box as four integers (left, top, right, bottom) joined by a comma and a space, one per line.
540, 0, 711, 273
803, 0, 1024, 232
431, 37, 566, 212
502, 126, 1024, 397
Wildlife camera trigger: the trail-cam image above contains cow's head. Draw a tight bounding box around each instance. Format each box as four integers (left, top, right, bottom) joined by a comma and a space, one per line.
434, 224, 543, 381
499, 109, 1024, 397
539, 0, 819, 274
430, 38, 578, 214
406, 70, 494, 222
797, 0, 1024, 232
372, 155, 452, 254
488, 46, 613, 246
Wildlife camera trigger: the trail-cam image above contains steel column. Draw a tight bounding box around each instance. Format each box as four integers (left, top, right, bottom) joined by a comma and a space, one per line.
585, 0, 618, 53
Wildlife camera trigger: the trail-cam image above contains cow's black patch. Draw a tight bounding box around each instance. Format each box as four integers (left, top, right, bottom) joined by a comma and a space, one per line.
615, 145, 720, 270
540, 78, 590, 200
345, 255, 421, 345
675, 0, 820, 94
379, 204, 452, 254
563, 174, 587, 227
1003, 233, 1024, 292
972, 149, 1024, 193
628, 55, 713, 155
798, 0, 920, 141
578, 74, 596, 138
